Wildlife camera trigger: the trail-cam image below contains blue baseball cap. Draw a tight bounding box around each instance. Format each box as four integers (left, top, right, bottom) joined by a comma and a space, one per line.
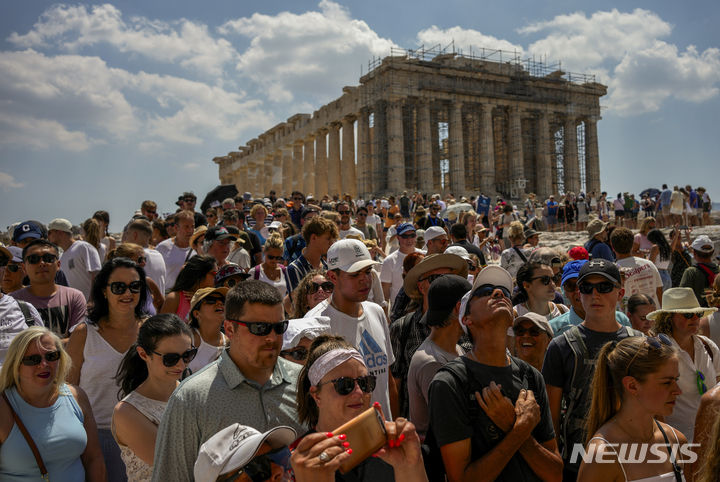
561, 260, 588, 286
396, 223, 416, 236
13, 221, 44, 242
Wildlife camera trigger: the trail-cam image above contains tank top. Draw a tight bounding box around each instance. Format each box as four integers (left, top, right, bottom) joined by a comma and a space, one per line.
113, 391, 167, 482
0, 385, 86, 482
176, 291, 191, 321
80, 322, 128, 429
707, 312, 720, 349
188, 328, 226, 373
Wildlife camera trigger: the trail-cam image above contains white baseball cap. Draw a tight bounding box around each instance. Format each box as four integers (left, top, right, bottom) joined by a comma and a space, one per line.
458, 265, 514, 334
424, 226, 447, 247
445, 245, 470, 261
326, 239, 379, 272
48, 218, 73, 234
282, 316, 331, 350
194, 424, 296, 482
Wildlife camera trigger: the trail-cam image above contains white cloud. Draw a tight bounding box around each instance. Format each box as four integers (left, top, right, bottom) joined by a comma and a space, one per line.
181, 162, 200, 170
220, 0, 397, 103
0, 112, 90, 151
416, 26, 523, 57
0, 171, 25, 190
8, 4, 237, 76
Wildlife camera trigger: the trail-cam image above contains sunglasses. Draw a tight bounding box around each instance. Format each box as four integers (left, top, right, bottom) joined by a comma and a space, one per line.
472, 284, 512, 299
109, 280, 144, 295
513, 326, 544, 337
530, 275, 554, 286
22, 350, 61, 366
337, 210, 351, 215
150, 347, 198, 367
467, 261, 477, 271
420, 273, 445, 285
697, 370, 708, 395
25, 253, 58, 264
203, 295, 225, 305
266, 254, 283, 261
219, 446, 292, 482
206, 212, 217, 217
228, 319, 289, 336
310, 281, 334, 294
6, 264, 21, 273
578, 281, 617, 295
399, 233, 416, 239
357, 213, 367, 217
317, 375, 377, 395
280, 346, 308, 361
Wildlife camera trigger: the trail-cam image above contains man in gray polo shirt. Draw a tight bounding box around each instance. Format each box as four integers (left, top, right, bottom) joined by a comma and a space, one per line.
152, 280, 303, 482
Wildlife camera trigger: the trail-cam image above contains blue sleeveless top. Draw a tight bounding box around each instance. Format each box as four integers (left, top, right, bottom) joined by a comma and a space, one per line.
0, 384, 87, 481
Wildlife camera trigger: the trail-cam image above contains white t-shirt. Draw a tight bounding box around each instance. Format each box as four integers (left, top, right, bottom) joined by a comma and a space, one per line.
143, 248, 167, 294
156, 239, 192, 292
305, 299, 395, 419
339, 226, 366, 240
366, 214, 382, 232
0, 295, 42, 369
616, 256, 663, 310
380, 249, 421, 307
61, 240, 102, 300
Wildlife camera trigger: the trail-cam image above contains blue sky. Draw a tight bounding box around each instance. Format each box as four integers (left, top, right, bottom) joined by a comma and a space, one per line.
1, 0, 719, 232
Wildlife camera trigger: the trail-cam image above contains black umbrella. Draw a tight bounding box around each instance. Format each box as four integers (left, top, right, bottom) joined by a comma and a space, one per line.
640, 188, 660, 199
200, 184, 238, 213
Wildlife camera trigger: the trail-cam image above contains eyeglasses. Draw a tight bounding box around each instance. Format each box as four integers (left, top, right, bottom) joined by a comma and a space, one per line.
228, 319, 289, 336
21, 350, 61, 366
310, 281, 334, 294
530, 275, 554, 286
472, 284, 512, 299
150, 347, 198, 367
219, 446, 292, 482
697, 370, 708, 395
399, 233, 416, 239
420, 273, 445, 285
578, 281, 617, 295
317, 375, 377, 395
280, 346, 308, 361
266, 254, 283, 261
109, 280, 144, 295
25, 253, 58, 264
203, 295, 225, 305
513, 326, 544, 337
6, 264, 21, 273
680, 312, 701, 320
183, 197, 196, 202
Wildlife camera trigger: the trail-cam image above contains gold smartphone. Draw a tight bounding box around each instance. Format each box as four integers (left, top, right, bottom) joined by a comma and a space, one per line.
332, 405, 387, 473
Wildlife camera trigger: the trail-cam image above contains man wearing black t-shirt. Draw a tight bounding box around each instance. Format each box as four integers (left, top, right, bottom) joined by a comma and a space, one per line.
542, 258, 641, 481
428, 266, 562, 482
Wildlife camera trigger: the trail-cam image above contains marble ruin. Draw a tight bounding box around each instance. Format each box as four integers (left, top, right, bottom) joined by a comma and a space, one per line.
214, 47, 607, 200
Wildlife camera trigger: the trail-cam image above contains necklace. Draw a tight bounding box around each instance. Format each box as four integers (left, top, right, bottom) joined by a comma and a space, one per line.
614, 416, 656, 443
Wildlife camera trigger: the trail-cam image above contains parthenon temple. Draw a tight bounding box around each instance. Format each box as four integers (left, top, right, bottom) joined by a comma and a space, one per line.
214, 46, 607, 200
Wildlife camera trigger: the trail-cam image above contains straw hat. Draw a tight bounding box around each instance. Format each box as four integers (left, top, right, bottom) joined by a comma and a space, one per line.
190, 225, 208, 247
646, 287, 717, 321
403, 253, 468, 299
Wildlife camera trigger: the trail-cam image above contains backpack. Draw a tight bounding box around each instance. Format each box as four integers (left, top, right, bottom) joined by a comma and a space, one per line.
16, 300, 35, 326
559, 325, 643, 462
696, 263, 718, 289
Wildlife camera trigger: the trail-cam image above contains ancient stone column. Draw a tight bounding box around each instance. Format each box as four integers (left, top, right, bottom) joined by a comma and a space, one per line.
328, 123, 341, 196
479, 104, 495, 195
315, 129, 329, 197
341, 116, 357, 198
585, 117, 601, 195
265, 154, 276, 196
292, 141, 304, 194
246, 160, 256, 195
417, 100, 433, 194
278, 150, 289, 194
564, 115, 579, 194
356, 109, 370, 198
303, 135, 315, 196
387, 100, 406, 193
430, 107, 441, 192
508, 106, 525, 196
280, 149, 292, 194
372, 101, 388, 193
269, 151, 280, 194
448, 102, 465, 194
536, 111, 553, 199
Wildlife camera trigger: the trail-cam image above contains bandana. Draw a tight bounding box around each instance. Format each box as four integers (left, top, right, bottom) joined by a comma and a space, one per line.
308, 348, 366, 386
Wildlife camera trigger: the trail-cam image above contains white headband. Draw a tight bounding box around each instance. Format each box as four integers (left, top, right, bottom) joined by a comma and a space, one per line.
309, 348, 366, 386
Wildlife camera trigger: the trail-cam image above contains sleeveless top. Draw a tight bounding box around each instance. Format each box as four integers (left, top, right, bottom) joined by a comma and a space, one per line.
113, 391, 167, 482
176, 291, 191, 321
0, 385, 86, 482
188, 328, 226, 373
707, 312, 720, 348
80, 321, 128, 429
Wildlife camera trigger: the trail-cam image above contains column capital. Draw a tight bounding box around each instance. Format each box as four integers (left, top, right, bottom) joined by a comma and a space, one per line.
316, 127, 328, 135
329, 121, 341, 130
342, 114, 356, 124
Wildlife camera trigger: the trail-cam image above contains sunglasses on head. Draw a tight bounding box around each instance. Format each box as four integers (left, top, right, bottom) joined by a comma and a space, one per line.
219, 446, 292, 482
229, 319, 289, 336
513, 326, 544, 337
6, 264, 21, 273
472, 284, 512, 299
578, 281, 617, 295
310, 281, 334, 294
625, 334, 672, 375
530, 275, 554, 286
150, 347, 198, 367
317, 375, 377, 396
109, 280, 143, 295
203, 295, 225, 305
22, 350, 61, 366
280, 346, 308, 361
25, 253, 58, 264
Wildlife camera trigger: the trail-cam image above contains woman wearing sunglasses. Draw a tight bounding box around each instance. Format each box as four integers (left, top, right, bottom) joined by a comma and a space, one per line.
160, 255, 217, 321
579, 335, 685, 481
513, 262, 568, 321
108, 243, 165, 315
187, 287, 229, 373
291, 270, 333, 319
253, 233, 291, 301
295, 335, 427, 482
67, 257, 149, 481
280, 317, 330, 366
0, 326, 106, 480
112, 314, 195, 481
647, 287, 720, 442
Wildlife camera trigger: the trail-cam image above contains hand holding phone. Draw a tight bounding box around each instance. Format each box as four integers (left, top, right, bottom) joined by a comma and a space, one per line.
332, 405, 387, 473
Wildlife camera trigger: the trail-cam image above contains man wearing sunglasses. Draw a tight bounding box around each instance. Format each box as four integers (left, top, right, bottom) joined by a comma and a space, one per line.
1, 246, 25, 294
11, 239, 87, 340
542, 259, 643, 481
336, 202, 364, 240
153, 280, 304, 481
381, 223, 422, 312
428, 265, 562, 482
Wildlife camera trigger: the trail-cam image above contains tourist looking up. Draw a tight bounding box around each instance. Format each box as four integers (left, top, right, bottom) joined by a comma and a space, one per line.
47, 218, 102, 300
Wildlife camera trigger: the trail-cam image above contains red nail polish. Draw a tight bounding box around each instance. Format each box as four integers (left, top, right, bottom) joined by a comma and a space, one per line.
338, 434, 347, 440
373, 401, 381, 408
389, 440, 395, 448
398, 434, 406, 443
343, 442, 350, 448
326, 432, 334, 438
371, 453, 379, 458
346, 449, 353, 454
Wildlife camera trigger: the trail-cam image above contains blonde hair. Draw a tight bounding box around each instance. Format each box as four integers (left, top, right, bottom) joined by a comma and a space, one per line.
264, 232, 284, 251
508, 221, 525, 241
697, 415, 720, 482
82, 218, 102, 250
639, 216, 656, 235
107, 242, 144, 262
585, 337, 676, 442
0, 327, 71, 395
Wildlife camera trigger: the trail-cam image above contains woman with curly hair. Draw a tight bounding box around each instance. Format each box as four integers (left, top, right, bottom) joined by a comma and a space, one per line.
292, 270, 332, 319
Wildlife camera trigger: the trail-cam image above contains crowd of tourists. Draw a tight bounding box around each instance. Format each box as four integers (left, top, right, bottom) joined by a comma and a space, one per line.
0, 186, 718, 482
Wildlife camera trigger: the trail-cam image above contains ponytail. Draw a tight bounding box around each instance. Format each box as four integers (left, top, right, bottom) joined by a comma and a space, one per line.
585, 341, 619, 442
115, 343, 148, 399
